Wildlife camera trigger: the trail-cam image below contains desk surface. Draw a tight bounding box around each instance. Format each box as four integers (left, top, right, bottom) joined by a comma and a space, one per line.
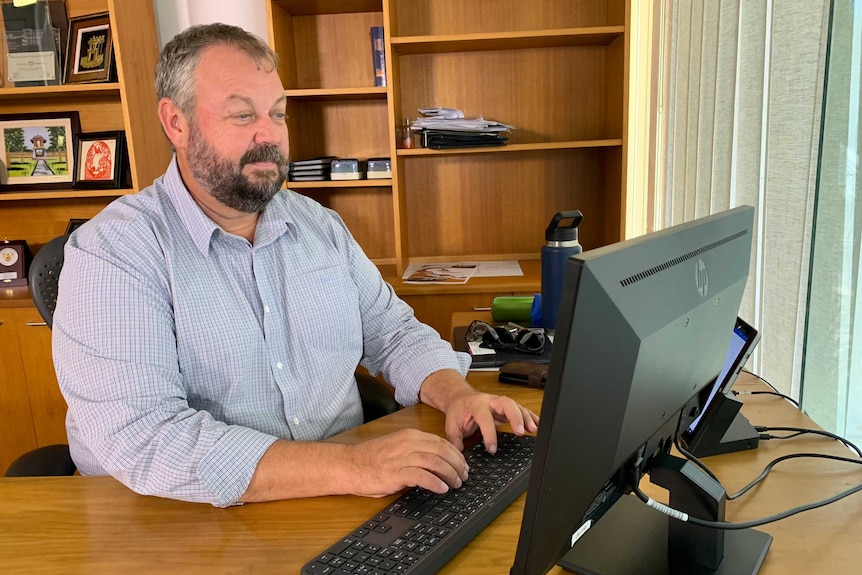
1, 373, 860, 574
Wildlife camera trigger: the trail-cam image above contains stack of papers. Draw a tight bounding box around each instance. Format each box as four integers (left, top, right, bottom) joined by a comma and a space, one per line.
413, 107, 516, 133
403, 263, 477, 285
401, 261, 523, 284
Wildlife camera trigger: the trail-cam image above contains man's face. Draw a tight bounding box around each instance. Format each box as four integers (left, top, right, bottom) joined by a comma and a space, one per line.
184, 45, 290, 213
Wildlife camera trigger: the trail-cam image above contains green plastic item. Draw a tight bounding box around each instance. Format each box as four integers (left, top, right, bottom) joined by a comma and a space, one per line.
490, 296, 535, 322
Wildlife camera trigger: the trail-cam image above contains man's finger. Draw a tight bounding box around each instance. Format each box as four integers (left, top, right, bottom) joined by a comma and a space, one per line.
471, 405, 499, 454
490, 396, 528, 435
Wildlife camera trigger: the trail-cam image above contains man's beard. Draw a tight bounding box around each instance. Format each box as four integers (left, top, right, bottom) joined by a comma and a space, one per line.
187, 122, 289, 213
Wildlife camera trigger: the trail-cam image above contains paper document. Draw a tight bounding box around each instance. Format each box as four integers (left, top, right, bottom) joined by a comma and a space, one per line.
418, 107, 464, 119
413, 107, 516, 132
403, 263, 478, 284
402, 261, 523, 283
472, 261, 523, 277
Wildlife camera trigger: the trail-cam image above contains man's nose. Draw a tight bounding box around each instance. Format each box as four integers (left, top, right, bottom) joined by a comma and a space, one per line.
253, 116, 285, 146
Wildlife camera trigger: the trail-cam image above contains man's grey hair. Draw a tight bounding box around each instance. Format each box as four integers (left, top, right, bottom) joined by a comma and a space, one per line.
155, 23, 279, 119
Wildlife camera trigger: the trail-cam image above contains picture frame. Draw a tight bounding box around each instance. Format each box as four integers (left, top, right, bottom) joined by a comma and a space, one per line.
0, 111, 80, 192
64, 11, 113, 84
0, 238, 32, 287
0, 0, 69, 88
73, 130, 126, 189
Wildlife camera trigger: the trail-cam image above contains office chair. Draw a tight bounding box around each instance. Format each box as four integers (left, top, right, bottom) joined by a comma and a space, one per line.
28, 233, 68, 330
6, 234, 399, 477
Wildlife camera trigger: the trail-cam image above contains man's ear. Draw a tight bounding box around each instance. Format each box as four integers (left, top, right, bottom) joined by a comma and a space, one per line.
158, 97, 190, 151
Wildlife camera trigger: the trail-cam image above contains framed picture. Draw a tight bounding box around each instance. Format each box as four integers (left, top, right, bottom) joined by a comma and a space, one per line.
74, 130, 126, 189
0, 111, 80, 191
64, 11, 113, 84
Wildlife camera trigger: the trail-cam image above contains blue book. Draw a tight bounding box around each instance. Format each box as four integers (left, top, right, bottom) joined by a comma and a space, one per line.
370, 26, 386, 87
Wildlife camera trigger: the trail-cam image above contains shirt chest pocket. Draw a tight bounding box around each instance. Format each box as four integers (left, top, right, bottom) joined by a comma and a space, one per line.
281, 264, 363, 353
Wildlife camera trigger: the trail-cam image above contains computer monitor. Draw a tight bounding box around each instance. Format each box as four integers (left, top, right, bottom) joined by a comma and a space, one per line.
510, 206, 772, 575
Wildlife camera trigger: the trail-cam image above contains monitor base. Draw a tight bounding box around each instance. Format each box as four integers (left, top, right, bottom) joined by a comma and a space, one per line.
558, 496, 772, 575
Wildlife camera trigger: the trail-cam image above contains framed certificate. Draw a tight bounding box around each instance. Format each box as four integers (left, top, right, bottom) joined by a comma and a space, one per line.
0, 0, 68, 87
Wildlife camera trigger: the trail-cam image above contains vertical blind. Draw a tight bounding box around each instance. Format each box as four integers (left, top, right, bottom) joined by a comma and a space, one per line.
660, 0, 831, 397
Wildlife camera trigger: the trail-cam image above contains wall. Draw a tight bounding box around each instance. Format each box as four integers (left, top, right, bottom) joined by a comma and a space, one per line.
152, 0, 269, 47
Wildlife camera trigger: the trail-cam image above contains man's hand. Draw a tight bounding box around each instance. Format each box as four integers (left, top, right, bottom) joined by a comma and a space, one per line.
240, 370, 537, 504
240, 428, 469, 502
345, 429, 470, 497
419, 370, 540, 454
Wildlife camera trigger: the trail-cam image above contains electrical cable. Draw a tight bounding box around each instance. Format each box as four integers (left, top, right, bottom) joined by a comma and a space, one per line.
664, 373, 862, 521
757, 426, 862, 458
631, 475, 862, 530
726, 452, 862, 500
733, 388, 800, 407
738, 369, 800, 406
676, 373, 860, 498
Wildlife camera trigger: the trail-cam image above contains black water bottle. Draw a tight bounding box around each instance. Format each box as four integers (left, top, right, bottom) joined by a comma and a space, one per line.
541, 210, 583, 333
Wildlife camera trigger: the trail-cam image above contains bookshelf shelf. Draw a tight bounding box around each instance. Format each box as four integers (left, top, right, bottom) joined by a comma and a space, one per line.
391, 27, 625, 55
287, 179, 393, 189
272, 0, 382, 16
285, 87, 388, 101
0, 189, 134, 202
0, 83, 121, 101
397, 139, 623, 157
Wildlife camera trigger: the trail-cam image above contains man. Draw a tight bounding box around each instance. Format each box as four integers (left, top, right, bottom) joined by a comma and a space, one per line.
53, 23, 538, 508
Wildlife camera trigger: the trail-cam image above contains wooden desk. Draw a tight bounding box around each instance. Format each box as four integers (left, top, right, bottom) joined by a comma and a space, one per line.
1, 373, 860, 574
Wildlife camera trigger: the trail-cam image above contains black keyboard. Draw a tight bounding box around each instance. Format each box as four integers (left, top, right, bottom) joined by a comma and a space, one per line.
301, 432, 535, 574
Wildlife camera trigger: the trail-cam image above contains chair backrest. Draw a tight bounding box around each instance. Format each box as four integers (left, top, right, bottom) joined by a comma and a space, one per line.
28, 234, 68, 329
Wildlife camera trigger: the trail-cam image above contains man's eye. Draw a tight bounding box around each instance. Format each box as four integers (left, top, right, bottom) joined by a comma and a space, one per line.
273, 112, 286, 121
235, 113, 253, 121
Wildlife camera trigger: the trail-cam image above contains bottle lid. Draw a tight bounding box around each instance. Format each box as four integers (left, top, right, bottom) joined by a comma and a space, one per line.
545, 210, 583, 242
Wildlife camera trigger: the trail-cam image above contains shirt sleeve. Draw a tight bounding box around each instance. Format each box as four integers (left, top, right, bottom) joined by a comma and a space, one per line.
327, 213, 472, 405
53, 229, 277, 507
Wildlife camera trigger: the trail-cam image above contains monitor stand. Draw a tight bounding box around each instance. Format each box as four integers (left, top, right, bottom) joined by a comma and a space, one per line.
558, 455, 772, 575
684, 393, 760, 458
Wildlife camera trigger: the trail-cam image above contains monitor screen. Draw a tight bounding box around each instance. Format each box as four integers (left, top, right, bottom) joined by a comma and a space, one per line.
511, 206, 763, 575
686, 316, 760, 434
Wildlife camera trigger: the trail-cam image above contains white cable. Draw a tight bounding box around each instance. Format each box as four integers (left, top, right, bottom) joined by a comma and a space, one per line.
646, 498, 690, 522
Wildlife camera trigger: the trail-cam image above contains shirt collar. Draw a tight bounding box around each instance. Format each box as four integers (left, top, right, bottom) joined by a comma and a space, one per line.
162, 156, 296, 255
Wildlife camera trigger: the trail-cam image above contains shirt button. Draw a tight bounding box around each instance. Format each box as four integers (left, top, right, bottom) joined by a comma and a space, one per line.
293, 417, 300, 425
264, 305, 270, 313
276, 362, 283, 369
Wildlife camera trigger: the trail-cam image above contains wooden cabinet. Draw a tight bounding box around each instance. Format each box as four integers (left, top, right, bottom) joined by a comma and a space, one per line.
0, 300, 66, 474
266, 0, 630, 333
0, 0, 171, 252
15, 307, 67, 448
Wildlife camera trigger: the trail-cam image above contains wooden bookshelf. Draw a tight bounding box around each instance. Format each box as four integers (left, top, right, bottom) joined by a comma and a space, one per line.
0, 0, 171, 249
389, 26, 625, 55
266, 0, 630, 334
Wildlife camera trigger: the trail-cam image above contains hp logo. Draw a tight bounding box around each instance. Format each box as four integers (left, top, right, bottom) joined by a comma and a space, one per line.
695, 258, 709, 297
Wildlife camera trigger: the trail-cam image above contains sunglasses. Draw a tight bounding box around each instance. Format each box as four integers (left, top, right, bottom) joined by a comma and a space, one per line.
466, 320, 546, 354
